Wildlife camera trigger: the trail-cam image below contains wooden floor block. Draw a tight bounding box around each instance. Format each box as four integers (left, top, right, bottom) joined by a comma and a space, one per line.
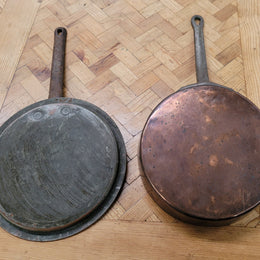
0, 0, 40, 108
0, 0, 260, 258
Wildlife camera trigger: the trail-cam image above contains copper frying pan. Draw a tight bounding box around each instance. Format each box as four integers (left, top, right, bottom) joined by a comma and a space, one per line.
0, 28, 126, 241
140, 15, 260, 226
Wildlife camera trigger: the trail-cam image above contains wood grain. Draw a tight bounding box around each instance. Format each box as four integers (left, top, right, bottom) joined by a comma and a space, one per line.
0, 0, 260, 258
0, 0, 40, 108
238, 0, 260, 107
0, 220, 260, 259
0, 0, 7, 10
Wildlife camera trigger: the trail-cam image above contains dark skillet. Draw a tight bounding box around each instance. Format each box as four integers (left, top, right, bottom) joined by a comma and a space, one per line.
140, 16, 260, 226
0, 28, 126, 241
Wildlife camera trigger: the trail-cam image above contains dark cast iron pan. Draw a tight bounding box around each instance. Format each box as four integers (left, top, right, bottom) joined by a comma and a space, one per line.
0, 28, 126, 241
140, 16, 260, 226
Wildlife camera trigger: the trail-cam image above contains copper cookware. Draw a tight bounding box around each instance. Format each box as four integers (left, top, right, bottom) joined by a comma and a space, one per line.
0, 28, 126, 241
140, 15, 260, 225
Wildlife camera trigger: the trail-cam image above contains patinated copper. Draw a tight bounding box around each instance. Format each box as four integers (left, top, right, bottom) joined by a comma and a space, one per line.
0, 28, 126, 241
49, 28, 66, 98
140, 16, 260, 225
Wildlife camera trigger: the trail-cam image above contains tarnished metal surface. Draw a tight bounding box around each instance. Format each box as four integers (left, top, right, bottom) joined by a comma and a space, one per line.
49, 27, 66, 98
0, 101, 118, 231
141, 83, 260, 223
140, 16, 260, 225
0, 98, 126, 241
0, 28, 126, 241
191, 15, 209, 83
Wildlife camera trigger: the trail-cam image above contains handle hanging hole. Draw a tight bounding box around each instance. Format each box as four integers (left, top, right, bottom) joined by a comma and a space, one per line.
195, 17, 201, 25
191, 15, 204, 28
57, 28, 63, 35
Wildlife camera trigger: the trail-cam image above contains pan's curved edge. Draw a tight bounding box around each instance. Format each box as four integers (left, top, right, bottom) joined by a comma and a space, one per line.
178, 81, 260, 110
140, 169, 260, 226
0, 98, 127, 241
139, 82, 260, 226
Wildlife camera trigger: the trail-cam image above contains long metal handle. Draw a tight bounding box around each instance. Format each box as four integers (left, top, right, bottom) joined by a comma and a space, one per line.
191, 15, 209, 83
49, 27, 67, 98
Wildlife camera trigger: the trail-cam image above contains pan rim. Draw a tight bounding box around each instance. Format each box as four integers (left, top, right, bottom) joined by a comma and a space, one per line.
140, 82, 260, 223
142, 165, 260, 223
0, 97, 127, 241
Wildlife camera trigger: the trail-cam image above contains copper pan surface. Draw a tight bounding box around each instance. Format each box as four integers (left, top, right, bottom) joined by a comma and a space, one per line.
140, 16, 260, 226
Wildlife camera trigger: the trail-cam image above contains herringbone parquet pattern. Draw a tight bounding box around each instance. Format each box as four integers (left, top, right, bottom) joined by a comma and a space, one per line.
1, 0, 259, 228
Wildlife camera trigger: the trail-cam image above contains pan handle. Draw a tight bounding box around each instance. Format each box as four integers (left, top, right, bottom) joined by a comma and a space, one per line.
49, 27, 67, 98
191, 15, 209, 83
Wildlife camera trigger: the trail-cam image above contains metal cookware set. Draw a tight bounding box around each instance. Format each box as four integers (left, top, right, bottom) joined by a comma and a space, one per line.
0, 16, 259, 241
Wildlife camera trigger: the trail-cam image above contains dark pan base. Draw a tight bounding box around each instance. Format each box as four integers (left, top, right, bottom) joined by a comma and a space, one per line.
0, 98, 126, 241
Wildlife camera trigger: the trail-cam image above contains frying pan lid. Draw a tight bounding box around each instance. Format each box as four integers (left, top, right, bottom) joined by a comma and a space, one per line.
0, 98, 126, 236
141, 83, 260, 221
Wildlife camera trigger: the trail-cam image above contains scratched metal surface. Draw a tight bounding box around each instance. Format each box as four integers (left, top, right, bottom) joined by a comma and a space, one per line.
0, 98, 119, 232
141, 84, 260, 223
